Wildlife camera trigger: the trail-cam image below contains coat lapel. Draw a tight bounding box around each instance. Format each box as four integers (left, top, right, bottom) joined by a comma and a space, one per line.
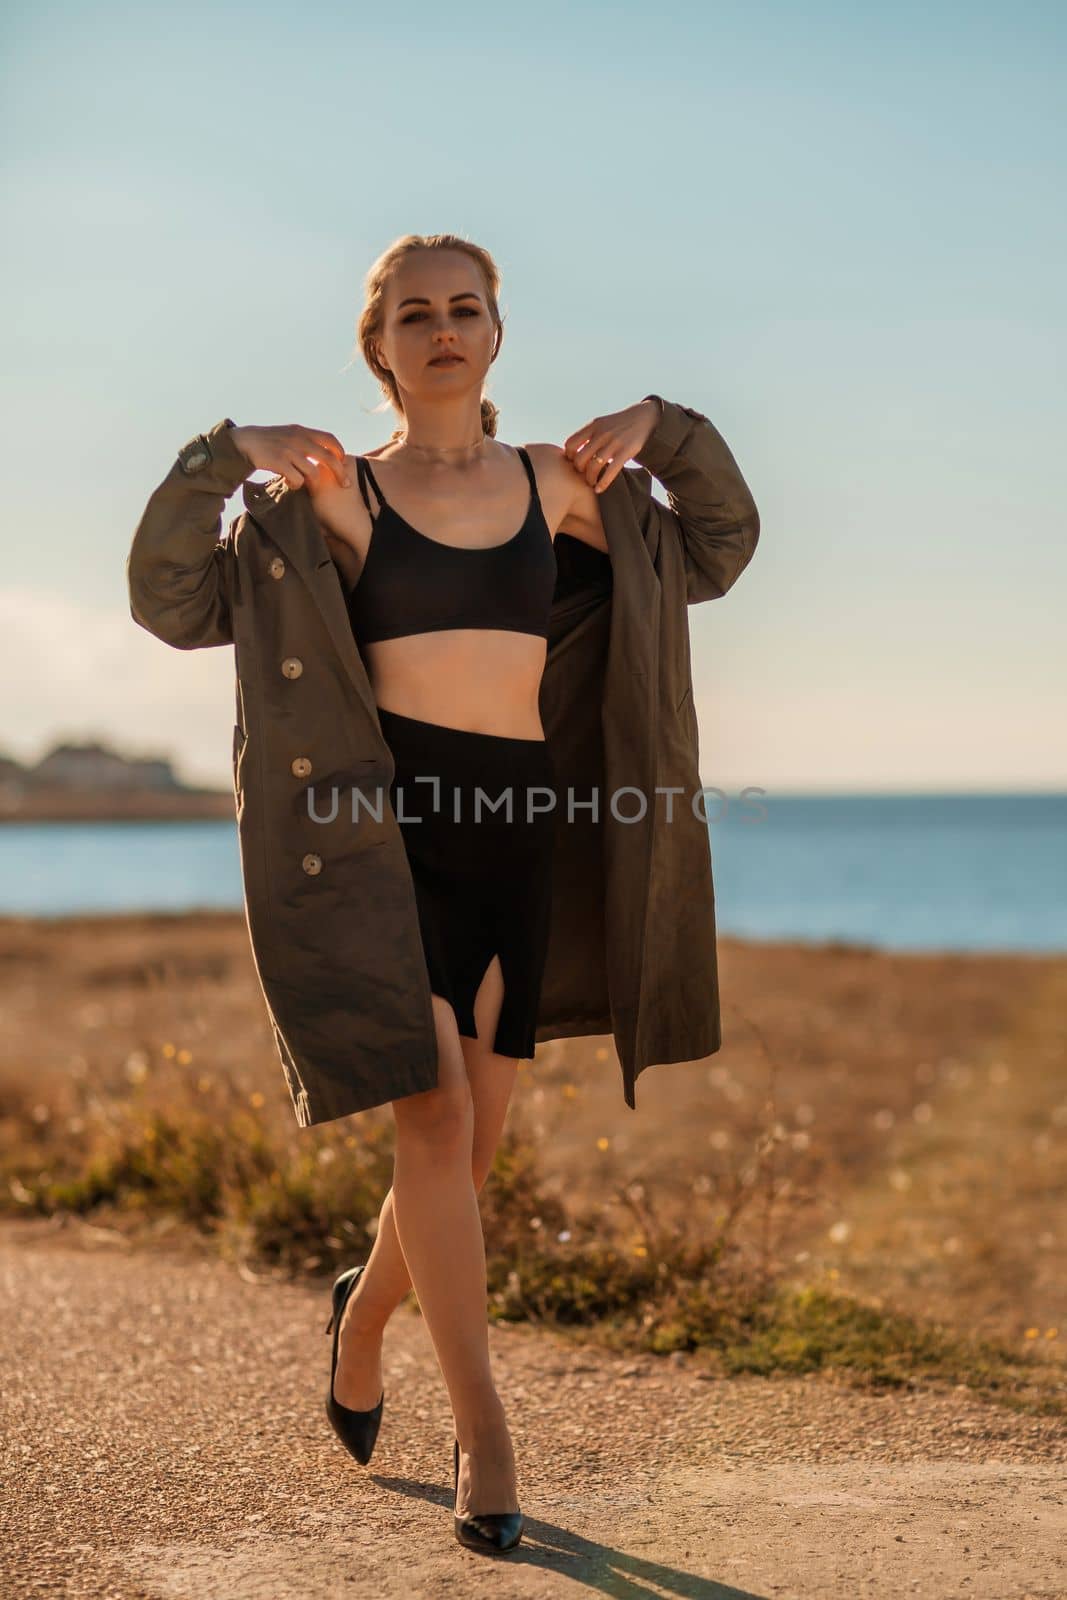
586, 467, 663, 1100
599, 465, 662, 814
600, 466, 661, 716
240, 477, 388, 747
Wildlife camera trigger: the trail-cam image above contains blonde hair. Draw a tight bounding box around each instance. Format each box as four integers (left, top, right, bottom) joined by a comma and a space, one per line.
352, 234, 506, 442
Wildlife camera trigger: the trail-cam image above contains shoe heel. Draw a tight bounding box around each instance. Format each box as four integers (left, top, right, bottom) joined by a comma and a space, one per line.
452, 1435, 524, 1555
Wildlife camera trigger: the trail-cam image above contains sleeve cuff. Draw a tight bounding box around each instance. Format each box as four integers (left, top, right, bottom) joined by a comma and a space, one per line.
207, 417, 255, 489
175, 417, 253, 495
633, 395, 697, 474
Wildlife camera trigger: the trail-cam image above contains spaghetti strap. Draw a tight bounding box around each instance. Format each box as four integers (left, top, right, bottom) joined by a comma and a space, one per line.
515, 446, 540, 502
355, 456, 387, 521
345, 441, 557, 646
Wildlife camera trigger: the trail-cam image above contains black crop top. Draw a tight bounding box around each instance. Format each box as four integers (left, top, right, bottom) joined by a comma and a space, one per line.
344, 446, 558, 645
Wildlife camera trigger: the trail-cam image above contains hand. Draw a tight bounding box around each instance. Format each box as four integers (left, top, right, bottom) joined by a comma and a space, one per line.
561, 397, 662, 493
229, 424, 351, 491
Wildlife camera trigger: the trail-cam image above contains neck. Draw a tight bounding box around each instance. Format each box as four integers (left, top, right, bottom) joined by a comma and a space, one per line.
391, 392, 489, 466
400, 434, 488, 467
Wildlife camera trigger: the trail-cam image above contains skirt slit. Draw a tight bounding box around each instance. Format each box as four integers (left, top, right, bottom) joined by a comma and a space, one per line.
378, 706, 557, 1062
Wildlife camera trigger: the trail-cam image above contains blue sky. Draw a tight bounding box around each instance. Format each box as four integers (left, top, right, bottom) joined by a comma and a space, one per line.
2, 0, 1064, 791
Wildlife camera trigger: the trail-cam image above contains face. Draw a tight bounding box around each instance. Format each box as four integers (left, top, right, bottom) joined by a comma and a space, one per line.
375, 249, 498, 397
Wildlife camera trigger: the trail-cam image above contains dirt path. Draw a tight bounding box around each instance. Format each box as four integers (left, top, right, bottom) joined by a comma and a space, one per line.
2, 1219, 1063, 1600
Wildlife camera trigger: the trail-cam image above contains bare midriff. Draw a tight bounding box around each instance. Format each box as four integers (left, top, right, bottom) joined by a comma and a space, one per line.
366, 628, 549, 739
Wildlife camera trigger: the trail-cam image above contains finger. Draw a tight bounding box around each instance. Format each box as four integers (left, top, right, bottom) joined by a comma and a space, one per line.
301, 428, 346, 463
281, 452, 306, 490
573, 431, 618, 488
305, 452, 350, 490
565, 431, 607, 473
561, 419, 602, 460
584, 443, 621, 493
299, 429, 351, 487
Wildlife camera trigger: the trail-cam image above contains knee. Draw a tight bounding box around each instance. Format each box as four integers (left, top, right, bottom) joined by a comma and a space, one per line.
392, 1012, 475, 1154
393, 1077, 474, 1150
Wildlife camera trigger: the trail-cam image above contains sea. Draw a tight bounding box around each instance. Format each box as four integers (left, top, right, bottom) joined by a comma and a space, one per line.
1, 793, 1064, 954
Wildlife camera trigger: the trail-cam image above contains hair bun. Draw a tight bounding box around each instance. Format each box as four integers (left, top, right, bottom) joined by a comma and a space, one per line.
480, 397, 499, 438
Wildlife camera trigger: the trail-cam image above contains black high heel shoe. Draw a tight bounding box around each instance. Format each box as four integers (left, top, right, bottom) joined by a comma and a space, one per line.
324, 1263, 384, 1466
452, 1435, 524, 1554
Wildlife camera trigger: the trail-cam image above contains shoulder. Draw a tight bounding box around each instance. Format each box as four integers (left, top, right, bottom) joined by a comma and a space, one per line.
519, 440, 568, 474
302, 445, 376, 572
519, 441, 608, 552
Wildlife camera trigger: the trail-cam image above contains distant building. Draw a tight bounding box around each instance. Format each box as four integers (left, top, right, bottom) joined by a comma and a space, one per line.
0, 753, 27, 813
31, 741, 182, 792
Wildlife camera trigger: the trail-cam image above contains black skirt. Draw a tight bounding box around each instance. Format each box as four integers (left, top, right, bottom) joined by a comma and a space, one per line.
378, 706, 558, 1061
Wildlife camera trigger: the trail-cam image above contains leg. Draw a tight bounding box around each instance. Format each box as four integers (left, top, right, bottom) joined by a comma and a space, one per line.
333, 963, 522, 1516
390, 975, 520, 1516
331, 955, 517, 1408
463, 952, 523, 1183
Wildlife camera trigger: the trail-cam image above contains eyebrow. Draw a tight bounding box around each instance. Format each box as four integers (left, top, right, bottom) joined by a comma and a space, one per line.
396, 292, 482, 309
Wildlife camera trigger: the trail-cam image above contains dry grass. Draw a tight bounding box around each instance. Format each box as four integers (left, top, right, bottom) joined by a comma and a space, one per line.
1, 912, 1063, 1415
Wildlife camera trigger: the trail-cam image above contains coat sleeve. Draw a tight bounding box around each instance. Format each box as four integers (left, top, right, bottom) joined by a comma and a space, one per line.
632, 395, 760, 605
126, 417, 252, 649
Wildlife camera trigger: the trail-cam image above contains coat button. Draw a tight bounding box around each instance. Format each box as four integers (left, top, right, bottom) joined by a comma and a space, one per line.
269, 556, 286, 579
291, 756, 312, 778
281, 656, 303, 679
301, 853, 323, 875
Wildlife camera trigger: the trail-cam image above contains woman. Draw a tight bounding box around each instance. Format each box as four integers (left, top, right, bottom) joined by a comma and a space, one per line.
225, 234, 668, 1555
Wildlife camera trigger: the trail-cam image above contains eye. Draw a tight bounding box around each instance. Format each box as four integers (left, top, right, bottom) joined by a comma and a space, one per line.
401, 306, 481, 323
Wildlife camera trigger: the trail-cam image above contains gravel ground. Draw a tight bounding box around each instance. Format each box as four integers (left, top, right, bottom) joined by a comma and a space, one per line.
2, 1216, 1064, 1600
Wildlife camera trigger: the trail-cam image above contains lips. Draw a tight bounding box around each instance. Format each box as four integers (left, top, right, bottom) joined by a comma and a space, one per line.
429, 355, 464, 366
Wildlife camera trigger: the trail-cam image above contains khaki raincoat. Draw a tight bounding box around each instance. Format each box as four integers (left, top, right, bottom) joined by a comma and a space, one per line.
126, 397, 760, 1127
